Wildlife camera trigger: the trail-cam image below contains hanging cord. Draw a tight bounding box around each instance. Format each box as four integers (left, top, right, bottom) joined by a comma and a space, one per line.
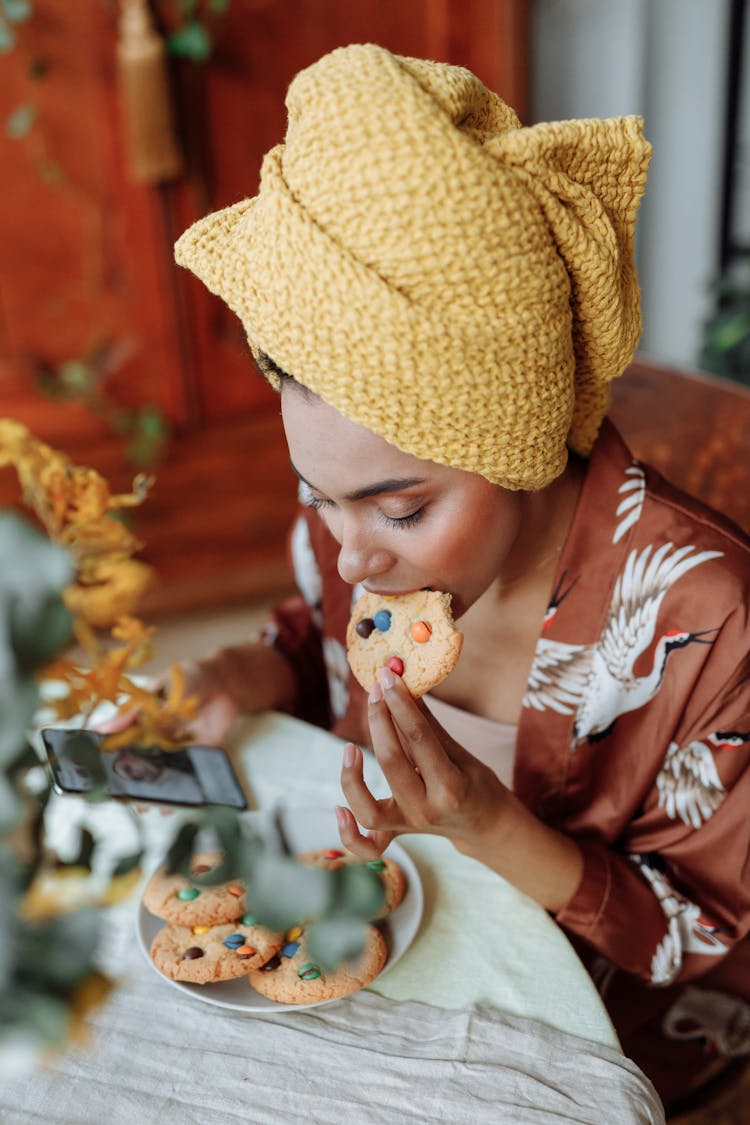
116, 0, 183, 184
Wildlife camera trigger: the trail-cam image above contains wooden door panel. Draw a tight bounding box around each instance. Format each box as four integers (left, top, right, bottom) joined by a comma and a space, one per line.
0, 0, 191, 444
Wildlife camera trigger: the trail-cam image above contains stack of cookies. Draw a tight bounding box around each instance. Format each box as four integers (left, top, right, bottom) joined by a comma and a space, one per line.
143, 846, 405, 1004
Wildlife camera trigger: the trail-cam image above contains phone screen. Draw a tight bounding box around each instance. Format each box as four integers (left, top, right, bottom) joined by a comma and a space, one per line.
41, 728, 248, 809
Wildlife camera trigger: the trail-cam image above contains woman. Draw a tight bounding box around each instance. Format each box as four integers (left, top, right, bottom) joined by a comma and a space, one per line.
137, 44, 750, 1110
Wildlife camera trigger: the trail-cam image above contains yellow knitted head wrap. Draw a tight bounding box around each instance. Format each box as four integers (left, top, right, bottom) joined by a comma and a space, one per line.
175, 43, 651, 490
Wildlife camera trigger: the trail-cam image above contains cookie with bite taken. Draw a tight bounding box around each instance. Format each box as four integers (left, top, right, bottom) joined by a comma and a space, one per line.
346, 589, 463, 697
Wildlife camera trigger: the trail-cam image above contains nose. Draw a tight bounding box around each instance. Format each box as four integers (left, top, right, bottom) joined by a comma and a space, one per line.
336, 520, 394, 586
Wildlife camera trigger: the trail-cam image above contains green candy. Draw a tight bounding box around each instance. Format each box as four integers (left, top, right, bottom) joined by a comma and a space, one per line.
298, 962, 321, 981
241, 912, 257, 925
177, 887, 200, 901
367, 860, 386, 871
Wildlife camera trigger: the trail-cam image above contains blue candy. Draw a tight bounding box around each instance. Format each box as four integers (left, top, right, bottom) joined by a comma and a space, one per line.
224, 933, 245, 949
282, 941, 300, 958
373, 609, 392, 632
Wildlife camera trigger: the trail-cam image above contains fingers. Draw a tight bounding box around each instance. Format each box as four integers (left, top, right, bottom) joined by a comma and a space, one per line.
335, 804, 394, 859
372, 667, 465, 785
93, 707, 140, 734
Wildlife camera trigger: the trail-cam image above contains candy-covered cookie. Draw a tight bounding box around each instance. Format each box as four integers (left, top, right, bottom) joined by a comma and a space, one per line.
346, 590, 462, 697
297, 848, 405, 919
150, 917, 284, 983
142, 850, 246, 927
247, 923, 387, 1004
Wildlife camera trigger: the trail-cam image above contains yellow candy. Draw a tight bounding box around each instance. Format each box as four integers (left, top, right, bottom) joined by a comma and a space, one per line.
192, 925, 211, 935
286, 925, 303, 941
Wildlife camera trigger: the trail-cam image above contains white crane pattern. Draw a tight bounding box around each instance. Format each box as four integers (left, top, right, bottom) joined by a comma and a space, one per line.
524, 541, 723, 742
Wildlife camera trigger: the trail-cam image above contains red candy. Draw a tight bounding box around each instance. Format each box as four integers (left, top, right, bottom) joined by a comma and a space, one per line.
386, 657, 404, 676
324, 849, 344, 859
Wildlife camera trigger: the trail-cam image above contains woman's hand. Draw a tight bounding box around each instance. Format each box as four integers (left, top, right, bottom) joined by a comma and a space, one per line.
337, 665, 510, 857
96, 642, 297, 746
337, 665, 584, 914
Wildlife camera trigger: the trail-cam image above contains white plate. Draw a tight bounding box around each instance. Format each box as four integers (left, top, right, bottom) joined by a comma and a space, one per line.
136, 807, 424, 1013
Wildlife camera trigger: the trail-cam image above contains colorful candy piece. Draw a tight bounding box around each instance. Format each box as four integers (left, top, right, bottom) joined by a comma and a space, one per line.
298, 962, 322, 981
356, 617, 376, 638
183, 946, 204, 960
223, 933, 245, 949
235, 944, 257, 958
410, 620, 432, 643
177, 887, 200, 901
286, 925, 303, 941
385, 656, 404, 676
282, 941, 300, 958
260, 954, 282, 971
191, 864, 211, 874
227, 884, 243, 897
192, 925, 211, 935
373, 610, 392, 632
241, 913, 257, 926
323, 849, 344, 859
367, 859, 386, 871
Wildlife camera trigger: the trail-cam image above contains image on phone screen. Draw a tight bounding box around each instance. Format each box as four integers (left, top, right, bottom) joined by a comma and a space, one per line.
41, 728, 248, 809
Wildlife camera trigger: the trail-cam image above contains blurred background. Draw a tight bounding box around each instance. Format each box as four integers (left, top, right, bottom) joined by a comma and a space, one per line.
1, 0, 749, 629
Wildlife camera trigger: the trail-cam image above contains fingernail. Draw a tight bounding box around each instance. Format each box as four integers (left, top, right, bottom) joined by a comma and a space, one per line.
369, 679, 383, 704
343, 743, 356, 768
379, 666, 396, 691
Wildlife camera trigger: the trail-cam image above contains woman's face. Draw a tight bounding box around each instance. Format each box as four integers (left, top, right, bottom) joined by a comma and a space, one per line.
281, 386, 526, 620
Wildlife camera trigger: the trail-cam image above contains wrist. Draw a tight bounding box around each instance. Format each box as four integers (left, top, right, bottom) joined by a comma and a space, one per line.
197, 642, 297, 714
455, 791, 583, 914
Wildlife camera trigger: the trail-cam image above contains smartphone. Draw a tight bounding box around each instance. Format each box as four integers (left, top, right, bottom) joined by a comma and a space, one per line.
41, 728, 248, 810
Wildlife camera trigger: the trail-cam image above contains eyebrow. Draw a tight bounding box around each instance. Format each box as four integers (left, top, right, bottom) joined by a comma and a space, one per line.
290, 463, 425, 502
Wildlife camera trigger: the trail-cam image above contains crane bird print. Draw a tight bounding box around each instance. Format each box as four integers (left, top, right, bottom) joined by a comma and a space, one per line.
524, 542, 723, 742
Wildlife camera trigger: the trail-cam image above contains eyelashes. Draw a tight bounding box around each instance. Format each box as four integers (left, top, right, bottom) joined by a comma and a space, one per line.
302, 494, 425, 529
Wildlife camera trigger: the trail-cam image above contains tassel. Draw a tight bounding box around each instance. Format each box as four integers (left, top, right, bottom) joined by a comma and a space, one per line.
116, 0, 183, 184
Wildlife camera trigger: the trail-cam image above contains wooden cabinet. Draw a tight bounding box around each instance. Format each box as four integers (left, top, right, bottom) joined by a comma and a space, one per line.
0, 0, 529, 616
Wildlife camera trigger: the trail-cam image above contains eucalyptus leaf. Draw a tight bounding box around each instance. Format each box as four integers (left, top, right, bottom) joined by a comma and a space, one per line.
5, 990, 69, 1047
0, 675, 39, 767
0, 17, 16, 53
244, 850, 332, 930
18, 907, 101, 985
5, 102, 36, 138
0, 771, 22, 834
306, 915, 368, 969
168, 21, 212, 61
0, 513, 72, 597
3, 0, 33, 24
165, 821, 200, 873
112, 848, 143, 878
333, 863, 385, 920
10, 593, 72, 671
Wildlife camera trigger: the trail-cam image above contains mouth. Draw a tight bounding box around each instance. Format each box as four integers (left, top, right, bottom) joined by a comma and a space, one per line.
362, 585, 436, 597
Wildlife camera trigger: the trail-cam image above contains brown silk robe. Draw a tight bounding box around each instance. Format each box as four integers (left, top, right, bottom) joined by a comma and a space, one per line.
262, 418, 750, 1108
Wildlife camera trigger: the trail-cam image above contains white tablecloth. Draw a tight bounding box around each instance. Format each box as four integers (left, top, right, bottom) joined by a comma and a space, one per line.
3, 711, 665, 1124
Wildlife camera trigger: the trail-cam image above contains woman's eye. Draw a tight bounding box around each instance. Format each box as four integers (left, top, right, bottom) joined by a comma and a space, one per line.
382, 508, 424, 529
303, 495, 334, 512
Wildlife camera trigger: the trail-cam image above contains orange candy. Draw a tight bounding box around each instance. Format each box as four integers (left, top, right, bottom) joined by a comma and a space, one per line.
410, 621, 432, 643
227, 885, 244, 897
235, 944, 257, 957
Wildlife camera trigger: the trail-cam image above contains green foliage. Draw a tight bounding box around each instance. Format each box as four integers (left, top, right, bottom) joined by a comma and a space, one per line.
700, 273, 750, 386
1, 509, 385, 1070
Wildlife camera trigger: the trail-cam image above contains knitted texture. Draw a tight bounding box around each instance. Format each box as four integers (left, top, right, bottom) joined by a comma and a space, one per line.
175, 43, 652, 490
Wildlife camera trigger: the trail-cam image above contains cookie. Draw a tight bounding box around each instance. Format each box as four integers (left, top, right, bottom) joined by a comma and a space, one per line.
247, 923, 387, 1004
150, 917, 284, 983
142, 850, 246, 927
346, 590, 462, 697
297, 848, 405, 919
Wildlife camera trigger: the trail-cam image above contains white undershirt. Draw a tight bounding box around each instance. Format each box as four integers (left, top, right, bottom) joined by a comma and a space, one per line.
422, 694, 517, 788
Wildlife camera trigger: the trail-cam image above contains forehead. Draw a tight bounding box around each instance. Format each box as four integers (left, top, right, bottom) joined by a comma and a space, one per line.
280, 384, 436, 485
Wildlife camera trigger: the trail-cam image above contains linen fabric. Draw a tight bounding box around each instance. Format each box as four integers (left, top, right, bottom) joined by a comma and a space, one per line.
174, 43, 652, 490
260, 419, 750, 1109
0, 977, 664, 1124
